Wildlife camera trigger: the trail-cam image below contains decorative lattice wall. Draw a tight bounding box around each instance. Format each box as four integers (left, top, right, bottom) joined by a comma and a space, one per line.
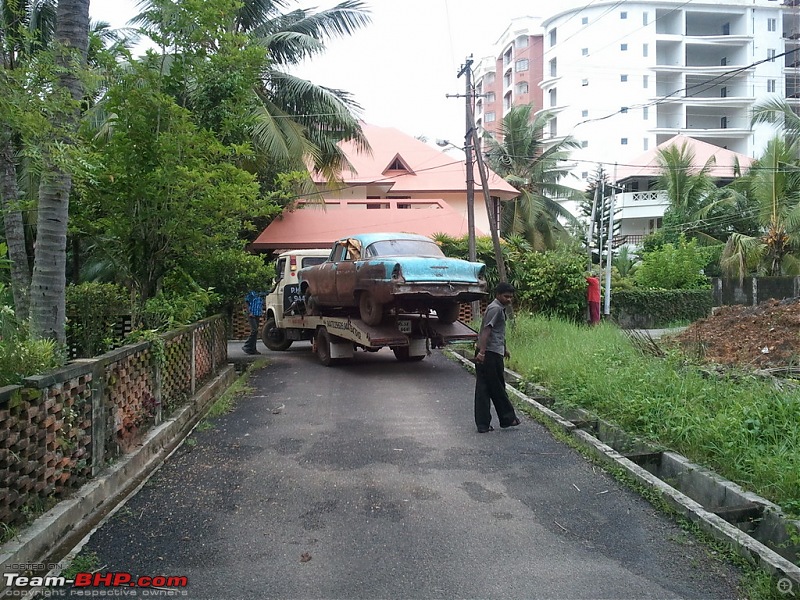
0, 315, 228, 528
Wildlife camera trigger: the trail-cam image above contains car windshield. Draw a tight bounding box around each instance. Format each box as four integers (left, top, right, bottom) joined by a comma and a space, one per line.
366, 239, 445, 258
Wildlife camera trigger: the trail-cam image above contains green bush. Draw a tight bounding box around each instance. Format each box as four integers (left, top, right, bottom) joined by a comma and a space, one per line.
187, 248, 274, 311
612, 289, 713, 328
66, 283, 130, 358
0, 306, 62, 386
510, 247, 587, 320
634, 236, 713, 290
138, 287, 220, 331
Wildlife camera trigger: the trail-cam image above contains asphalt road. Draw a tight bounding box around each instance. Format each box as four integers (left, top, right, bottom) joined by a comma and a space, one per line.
66, 343, 743, 600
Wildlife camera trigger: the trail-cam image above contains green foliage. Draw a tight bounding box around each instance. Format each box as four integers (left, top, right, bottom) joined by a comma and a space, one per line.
612, 289, 713, 328
507, 315, 800, 515
509, 246, 587, 320
138, 287, 219, 332
634, 236, 712, 290
0, 306, 63, 386
188, 249, 274, 310
65, 282, 130, 357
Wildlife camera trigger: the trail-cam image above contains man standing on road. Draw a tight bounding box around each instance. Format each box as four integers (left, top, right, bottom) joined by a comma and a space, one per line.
243, 290, 266, 355
474, 282, 521, 433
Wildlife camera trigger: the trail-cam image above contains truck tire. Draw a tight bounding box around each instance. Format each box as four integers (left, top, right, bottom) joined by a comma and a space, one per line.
316, 327, 334, 366
359, 291, 384, 326
436, 301, 460, 324
262, 316, 292, 351
392, 346, 425, 362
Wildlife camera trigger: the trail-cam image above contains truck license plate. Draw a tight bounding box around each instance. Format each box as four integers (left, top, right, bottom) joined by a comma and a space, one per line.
398, 319, 412, 334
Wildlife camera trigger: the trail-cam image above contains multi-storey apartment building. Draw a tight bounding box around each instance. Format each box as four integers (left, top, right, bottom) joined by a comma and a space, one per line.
475, 0, 800, 240
473, 17, 544, 138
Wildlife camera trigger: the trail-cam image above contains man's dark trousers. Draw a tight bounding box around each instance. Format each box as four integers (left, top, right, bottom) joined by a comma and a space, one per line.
243, 315, 260, 352
474, 351, 517, 429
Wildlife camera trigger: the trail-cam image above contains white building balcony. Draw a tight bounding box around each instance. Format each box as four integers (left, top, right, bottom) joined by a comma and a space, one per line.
617, 191, 669, 220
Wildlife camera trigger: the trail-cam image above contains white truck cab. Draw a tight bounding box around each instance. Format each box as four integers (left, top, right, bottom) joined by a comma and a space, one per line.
262, 248, 330, 350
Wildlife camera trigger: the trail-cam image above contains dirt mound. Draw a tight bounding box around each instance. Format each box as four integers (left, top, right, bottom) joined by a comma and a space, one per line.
673, 297, 800, 369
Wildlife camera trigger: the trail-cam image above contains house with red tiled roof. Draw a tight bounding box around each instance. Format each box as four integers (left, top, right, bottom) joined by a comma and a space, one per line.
252, 123, 520, 252
613, 135, 754, 246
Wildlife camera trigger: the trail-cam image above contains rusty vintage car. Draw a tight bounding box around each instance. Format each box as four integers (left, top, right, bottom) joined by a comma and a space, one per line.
298, 233, 487, 326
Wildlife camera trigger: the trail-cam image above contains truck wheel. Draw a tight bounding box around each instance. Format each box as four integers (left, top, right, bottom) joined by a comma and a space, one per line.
436, 301, 460, 324
316, 327, 333, 366
359, 291, 384, 326
392, 346, 425, 362
262, 316, 292, 351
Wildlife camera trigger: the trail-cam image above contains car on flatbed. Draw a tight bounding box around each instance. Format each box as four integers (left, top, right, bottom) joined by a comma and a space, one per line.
298, 232, 487, 326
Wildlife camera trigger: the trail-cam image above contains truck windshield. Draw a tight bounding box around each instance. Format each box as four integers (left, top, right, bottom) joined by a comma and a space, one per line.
366, 240, 445, 258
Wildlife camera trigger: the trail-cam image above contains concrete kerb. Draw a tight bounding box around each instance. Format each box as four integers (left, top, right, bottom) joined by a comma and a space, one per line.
0, 365, 237, 594
446, 349, 800, 586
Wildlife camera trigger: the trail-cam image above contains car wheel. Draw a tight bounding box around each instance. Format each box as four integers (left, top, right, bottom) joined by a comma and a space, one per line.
436, 301, 460, 324
392, 346, 425, 362
305, 292, 319, 316
262, 316, 292, 351
359, 291, 384, 326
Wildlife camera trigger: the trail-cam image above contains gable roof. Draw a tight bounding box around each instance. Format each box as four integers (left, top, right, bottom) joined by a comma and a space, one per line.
318, 122, 519, 199
251, 199, 484, 251
615, 135, 754, 181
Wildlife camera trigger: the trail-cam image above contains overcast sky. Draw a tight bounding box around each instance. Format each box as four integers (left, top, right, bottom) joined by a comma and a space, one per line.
89, 0, 540, 145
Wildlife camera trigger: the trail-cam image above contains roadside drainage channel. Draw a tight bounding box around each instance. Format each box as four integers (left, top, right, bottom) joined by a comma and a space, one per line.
448, 350, 800, 586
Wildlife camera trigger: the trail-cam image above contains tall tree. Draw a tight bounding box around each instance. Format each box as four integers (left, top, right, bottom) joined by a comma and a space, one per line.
484, 105, 583, 251
0, 0, 56, 318
132, 0, 371, 178
721, 137, 800, 277
28, 0, 90, 343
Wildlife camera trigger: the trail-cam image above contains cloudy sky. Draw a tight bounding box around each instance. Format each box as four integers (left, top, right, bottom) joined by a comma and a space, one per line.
89, 0, 540, 145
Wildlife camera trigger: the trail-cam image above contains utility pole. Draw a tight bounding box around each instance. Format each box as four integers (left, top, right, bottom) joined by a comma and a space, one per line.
603, 164, 618, 316
587, 170, 601, 272
457, 56, 477, 265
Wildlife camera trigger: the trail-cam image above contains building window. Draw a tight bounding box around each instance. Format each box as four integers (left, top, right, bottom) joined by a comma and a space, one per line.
768, 18, 776, 32
643, 43, 648, 57
516, 82, 529, 95
720, 86, 727, 97
643, 107, 649, 120
581, 172, 589, 179
721, 116, 728, 128
621, 11, 627, 19
549, 58, 557, 77
581, 140, 589, 148
621, 138, 628, 145
504, 70, 512, 88
582, 48, 589, 56
582, 16, 588, 25
643, 12, 648, 26
503, 47, 512, 67
486, 112, 495, 123
485, 72, 495, 85
582, 79, 589, 86
768, 79, 776, 92
486, 92, 495, 103
516, 35, 529, 49
621, 74, 628, 82
549, 118, 557, 137
582, 109, 589, 117
549, 28, 556, 47
768, 49, 776, 62
549, 89, 557, 106
515, 59, 529, 72
643, 138, 649, 151
643, 75, 649, 88
621, 43, 628, 51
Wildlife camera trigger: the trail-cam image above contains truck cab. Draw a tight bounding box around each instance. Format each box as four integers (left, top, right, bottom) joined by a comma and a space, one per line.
262, 249, 330, 350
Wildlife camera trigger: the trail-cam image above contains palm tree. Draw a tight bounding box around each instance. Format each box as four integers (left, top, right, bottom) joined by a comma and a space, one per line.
484, 105, 583, 251
132, 0, 371, 178
721, 136, 800, 277
28, 0, 90, 343
0, 0, 56, 318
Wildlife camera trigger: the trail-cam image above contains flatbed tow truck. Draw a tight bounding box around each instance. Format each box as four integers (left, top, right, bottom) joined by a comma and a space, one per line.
261, 250, 478, 366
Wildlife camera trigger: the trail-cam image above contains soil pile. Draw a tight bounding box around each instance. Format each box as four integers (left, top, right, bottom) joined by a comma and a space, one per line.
673, 297, 800, 369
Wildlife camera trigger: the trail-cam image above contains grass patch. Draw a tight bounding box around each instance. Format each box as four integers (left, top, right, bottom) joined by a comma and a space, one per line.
61, 551, 100, 579
506, 315, 800, 515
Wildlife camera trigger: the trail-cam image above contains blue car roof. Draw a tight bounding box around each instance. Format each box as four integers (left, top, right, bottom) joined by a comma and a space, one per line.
338, 232, 433, 248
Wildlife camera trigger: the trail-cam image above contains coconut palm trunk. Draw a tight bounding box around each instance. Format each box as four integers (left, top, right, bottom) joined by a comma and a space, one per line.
29, 0, 89, 343
0, 127, 31, 317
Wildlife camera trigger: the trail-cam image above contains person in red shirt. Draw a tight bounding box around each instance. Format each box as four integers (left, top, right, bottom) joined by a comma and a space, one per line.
586, 275, 601, 325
